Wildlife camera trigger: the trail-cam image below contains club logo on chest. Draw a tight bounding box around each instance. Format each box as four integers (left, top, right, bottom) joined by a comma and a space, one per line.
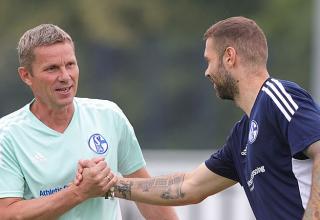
248, 120, 259, 144
88, 133, 108, 154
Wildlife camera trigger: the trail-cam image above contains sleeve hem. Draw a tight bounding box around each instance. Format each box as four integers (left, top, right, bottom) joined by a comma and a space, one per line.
0, 191, 23, 198
120, 162, 146, 176
292, 135, 320, 156
205, 161, 239, 182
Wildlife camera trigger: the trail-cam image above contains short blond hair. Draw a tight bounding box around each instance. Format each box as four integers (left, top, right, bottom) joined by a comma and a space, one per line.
204, 16, 268, 66
17, 24, 74, 71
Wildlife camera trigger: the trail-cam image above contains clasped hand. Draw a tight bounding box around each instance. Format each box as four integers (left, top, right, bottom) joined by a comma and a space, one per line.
73, 157, 117, 200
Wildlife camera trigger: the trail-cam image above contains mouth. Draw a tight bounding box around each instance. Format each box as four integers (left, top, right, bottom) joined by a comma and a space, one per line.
55, 86, 72, 94
207, 77, 216, 87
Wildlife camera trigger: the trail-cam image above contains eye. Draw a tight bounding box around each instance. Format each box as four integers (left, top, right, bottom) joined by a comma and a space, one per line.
204, 57, 210, 64
45, 65, 58, 72
66, 62, 75, 69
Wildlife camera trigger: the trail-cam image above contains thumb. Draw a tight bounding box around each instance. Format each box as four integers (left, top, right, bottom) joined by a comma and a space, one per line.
79, 159, 96, 168
92, 157, 105, 164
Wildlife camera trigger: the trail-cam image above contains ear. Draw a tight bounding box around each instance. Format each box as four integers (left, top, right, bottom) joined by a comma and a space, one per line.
223, 47, 236, 68
18, 67, 33, 86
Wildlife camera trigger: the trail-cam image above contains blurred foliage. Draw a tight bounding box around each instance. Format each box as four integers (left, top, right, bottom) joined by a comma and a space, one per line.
0, 0, 312, 150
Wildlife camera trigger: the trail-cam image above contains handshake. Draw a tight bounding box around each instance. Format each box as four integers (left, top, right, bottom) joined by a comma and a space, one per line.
72, 157, 119, 200
71, 156, 187, 208
71, 157, 181, 219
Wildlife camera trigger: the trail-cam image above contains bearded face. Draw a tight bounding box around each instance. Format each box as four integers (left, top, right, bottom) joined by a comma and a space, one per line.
212, 60, 239, 100
204, 38, 239, 100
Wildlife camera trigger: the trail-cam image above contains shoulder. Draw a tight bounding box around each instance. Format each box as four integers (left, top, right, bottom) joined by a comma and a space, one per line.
233, 115, 249, 133
75, 97, 122, 112
228, 115, 249, 141
261, 78, 310, 104
74, 97, 127, 120
259, 78, 308, 121
0, 105, 29, 137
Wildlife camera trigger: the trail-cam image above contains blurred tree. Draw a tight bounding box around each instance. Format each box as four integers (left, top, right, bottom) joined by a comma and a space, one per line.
0, 0, 312, 150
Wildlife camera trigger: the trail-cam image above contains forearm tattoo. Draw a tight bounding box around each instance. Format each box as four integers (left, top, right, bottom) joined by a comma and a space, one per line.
158, 175, 185, 200
115, 180, 132, 200
115, 174, 186, 201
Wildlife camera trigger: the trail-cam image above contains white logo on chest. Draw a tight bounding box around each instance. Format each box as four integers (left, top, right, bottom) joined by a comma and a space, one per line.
248, 120, 259, 144
247, 165, 265, 191
33, 152, 47, 162
241, 145, 247, 156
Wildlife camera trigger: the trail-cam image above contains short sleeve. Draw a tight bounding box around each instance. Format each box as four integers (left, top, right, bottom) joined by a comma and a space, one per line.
264, 80, 320, 157
205, 127, 240, 182
0, 136, 25, 198
288, 93, 320, 157
115, 107, 146, 175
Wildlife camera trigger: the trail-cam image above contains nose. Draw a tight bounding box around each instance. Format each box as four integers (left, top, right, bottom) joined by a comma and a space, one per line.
205, 68, 210, 78
58, 67, 71, 82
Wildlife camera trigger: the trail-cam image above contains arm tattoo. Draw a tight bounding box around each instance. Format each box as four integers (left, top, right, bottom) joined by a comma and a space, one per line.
115, 174, 186, 201
138, 179, 156, 192
115, 180, 132, 200
160, 175, 185, 200
137, 174, 186, 200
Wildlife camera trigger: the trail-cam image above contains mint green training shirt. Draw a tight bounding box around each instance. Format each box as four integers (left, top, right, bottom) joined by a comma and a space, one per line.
0, 97, 146, 220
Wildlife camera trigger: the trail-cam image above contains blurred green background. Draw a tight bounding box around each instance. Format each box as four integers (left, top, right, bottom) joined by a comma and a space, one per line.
0, 0, 312, 150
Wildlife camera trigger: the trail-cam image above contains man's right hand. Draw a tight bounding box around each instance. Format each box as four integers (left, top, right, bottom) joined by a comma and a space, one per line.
74, 157, 117, 199
0, 158, 117, 220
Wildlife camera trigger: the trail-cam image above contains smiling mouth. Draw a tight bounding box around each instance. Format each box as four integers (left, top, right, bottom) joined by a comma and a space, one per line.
207, 77, 216, 87
56, 86, 72, 93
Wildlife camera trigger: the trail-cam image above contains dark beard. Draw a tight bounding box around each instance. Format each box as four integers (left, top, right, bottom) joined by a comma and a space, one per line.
214, 66, 239, 100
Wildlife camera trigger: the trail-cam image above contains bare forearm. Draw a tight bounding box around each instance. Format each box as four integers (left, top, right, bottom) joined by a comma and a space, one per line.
2, 185, 84, 220
303, 156, 320, 220
114, 173, 190, 206
121, 168, 179, 219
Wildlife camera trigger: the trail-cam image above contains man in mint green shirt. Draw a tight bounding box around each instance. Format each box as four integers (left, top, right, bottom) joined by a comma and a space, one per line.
0, 24, 178, 220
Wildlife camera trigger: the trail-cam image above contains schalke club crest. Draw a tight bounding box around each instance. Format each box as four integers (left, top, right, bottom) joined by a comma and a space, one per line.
88, 134, 108, 154
248, 120, 259, 144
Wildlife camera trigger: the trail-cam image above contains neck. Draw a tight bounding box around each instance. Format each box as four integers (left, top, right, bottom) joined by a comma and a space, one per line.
30, 100, 74, 133
234, 69, 269, 117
